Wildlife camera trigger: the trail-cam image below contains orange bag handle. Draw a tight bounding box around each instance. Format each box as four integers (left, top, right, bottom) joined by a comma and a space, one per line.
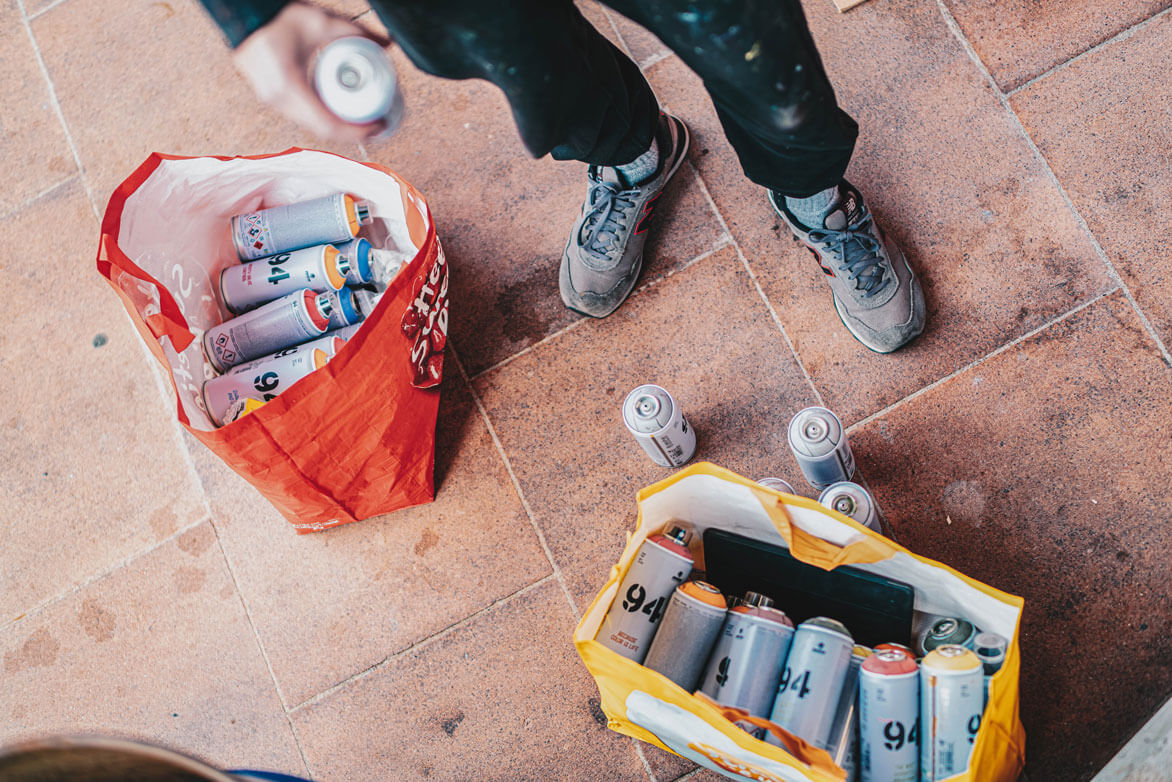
692, 692, 846, 781
750, 485, 894, 571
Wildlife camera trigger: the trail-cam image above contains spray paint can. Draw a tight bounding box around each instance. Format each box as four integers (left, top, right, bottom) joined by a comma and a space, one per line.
875, 642, 916, 659
699, 597, 795, 719
643, 581, 728, 692
203, 289, 332, 372
768, 617, 855, 750
973, 631, 1007, 700
859, 648, 920, 782
231, 193, 372, 262
323, 287, 364, 330
916, 617, 978, 657
788, 407, 855, 489
757, 477, 797, 494
920, 645, 984, 781
327, 323, 363, 341
202, 341, 334, 427
621, 385, 696, 468
334, 237, 374, 285
819, 481, 883, 534
220, 244, 350, 314
597, 525, 694, 662
826, 645, 871, 778
314, 36, 404, 132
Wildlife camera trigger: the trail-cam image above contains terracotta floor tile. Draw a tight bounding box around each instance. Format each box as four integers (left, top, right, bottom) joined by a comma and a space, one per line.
604, 7, 671, 68
644, 0, 1114, 425
0, 180, 205, 619
850, 291, 1172, 780
31, 0, 362, 209
943, 0, 1172, 92
185, 375, 551, 706
1011, 12, 1172, 349
366, 47, 727, 378
474, 246, 819, 609
0, 2, 75, 216
0, 522, 306, 776
291, 579, 650, 781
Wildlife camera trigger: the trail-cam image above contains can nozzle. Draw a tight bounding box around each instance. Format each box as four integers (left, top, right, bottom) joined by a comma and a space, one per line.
663, 525, 690, 546
354, 200, 372, 225
741, 591, 773, 608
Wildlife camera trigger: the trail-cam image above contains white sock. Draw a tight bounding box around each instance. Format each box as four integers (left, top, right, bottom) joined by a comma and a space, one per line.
615, 137, 660, 185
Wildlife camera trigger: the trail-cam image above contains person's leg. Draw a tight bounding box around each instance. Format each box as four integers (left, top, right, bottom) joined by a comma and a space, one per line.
609, 0, 925, 352
371, 0, 690, 318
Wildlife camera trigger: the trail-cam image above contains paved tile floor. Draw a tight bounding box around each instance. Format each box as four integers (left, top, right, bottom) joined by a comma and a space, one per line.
2, 0, 1171, 780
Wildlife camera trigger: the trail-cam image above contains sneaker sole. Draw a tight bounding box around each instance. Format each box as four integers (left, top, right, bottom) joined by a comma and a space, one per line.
560, 116, 692, 318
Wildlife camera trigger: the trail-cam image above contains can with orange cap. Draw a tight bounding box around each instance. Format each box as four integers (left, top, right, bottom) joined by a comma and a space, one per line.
920, 645, 984, 780
201, 337, 342, 426
220, 244, 350, 314
642, 580, 728, 691
231, 193, 372, 261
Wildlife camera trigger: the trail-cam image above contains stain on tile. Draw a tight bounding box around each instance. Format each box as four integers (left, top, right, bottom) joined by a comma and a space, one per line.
3, 629, 59, 673
177, 524, 215, 557
175, 566, 206, 595
77, 598, 116, 643
440, 710, 465, 737
851, 292, 1172, 779
149, 504, 181, 539
413, 528, 439, 557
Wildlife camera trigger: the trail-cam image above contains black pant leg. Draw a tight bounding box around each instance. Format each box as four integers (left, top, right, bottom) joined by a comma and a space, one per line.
605, 0, 857, 196
370, 0, 660, 165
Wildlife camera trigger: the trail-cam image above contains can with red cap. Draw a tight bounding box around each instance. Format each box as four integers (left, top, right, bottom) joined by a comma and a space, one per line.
203, 289, 332, 372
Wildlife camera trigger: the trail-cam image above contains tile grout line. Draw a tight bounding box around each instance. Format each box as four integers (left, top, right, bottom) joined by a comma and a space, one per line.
632, 740, 659, 782
1, 513, 212, 634
468, 235, 732, 382
287, 574, 556, 714
935, 0, 1172, 368
1006, 5, 1172, 98
205, 522, 314, 778
15, 0, 101, 221
448, 346, 583, 618
678, 158, 827, 408
27, 0, 70, 21
640, 49, 673, 72
0, 175, 79, 222
845, 285, 1121, 434
595, 4, 636, 61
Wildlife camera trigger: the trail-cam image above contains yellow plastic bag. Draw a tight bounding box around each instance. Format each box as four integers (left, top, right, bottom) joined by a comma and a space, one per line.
574, 463, 1025, 782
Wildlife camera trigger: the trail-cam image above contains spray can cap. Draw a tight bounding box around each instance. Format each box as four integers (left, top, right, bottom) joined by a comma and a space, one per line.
741, 591, 773, 608
663, 525, 690, 546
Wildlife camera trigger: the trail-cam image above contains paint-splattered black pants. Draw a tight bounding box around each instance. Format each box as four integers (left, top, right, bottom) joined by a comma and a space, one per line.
374, 0, 858, 196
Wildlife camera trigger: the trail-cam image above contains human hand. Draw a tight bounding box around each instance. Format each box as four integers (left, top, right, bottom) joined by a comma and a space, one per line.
234, 2, 392, 142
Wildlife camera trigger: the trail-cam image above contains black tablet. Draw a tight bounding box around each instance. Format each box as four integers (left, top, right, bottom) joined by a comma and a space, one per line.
702, 528, 915, 648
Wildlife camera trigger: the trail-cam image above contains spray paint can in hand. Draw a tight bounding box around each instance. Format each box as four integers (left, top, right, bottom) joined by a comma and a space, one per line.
699, 595, 795, 720
859, 647, 920, 782
597, 525, 694, 663
203, 289, 332, 372
220, 244, 350, 314
788, 407, 855, 489
643, 581, 728, 692
920, 645, 985, 781
622, 385, 696, 468
819, 481, 883, 534
202, 340, 337, 427
768, 617, 855, 750
231, 193, 372, 261
314, 36, 404, 134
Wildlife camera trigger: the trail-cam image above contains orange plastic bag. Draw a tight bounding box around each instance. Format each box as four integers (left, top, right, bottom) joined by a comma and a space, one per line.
97, 149, 447, 532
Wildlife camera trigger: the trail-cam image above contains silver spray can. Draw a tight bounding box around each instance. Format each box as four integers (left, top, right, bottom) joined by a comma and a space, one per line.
768, 616, 855, 750
324, 286, 365, 330
231, 193, 372, 261
973, 631, 1007, 700
220, 244, 350, 314
314, 36, 405, 133
819, 481, 882, 534
916, 617, 978, 657
859, 648, 920, 782
920, 645, 985, 781
334, 237, 375, 285
643, 581, 728, 692
202, 340, 335, 427
826, 645, 871, 780
203, 289, 332, 372
597, 525, 694, 662
327, 323, 363, 341
788, 407, 856, 489
622, 384, 697, 468
757, 477, 797, 494
699, 597, 795, 720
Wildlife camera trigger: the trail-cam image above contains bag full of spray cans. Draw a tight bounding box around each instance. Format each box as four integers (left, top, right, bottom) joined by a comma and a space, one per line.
574, 462, 1026, 782
97, 148, 448, 532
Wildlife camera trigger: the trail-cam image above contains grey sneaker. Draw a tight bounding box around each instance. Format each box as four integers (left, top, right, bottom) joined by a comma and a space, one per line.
768, 182, 925, 353
560, 113, 690, 318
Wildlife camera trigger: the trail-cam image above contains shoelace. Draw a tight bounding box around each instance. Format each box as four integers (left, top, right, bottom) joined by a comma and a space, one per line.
807, 214, 889, 298
578, 175, 638, 261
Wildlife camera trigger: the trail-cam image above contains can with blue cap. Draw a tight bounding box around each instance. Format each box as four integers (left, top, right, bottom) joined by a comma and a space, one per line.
324, 287, 364, 331
335, 237, 374, 285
